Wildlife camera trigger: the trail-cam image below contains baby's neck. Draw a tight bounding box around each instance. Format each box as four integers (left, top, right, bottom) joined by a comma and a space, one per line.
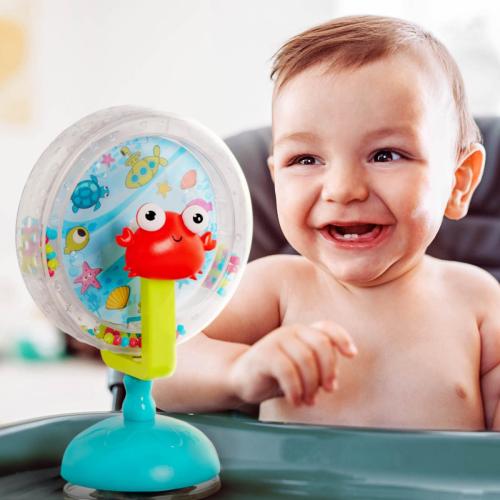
321, 253, 430, 299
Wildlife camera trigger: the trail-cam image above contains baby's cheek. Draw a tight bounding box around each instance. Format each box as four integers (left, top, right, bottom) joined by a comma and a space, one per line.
407, 187, 447, 241
275, 188, 299, 233
274, 185, 314, 253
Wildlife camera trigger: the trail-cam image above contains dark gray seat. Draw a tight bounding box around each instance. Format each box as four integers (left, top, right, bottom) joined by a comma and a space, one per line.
225, 119, 500, 281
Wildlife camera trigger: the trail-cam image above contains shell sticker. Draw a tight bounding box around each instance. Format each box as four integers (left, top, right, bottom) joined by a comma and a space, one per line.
106, 286, 130, 310
181, 169, 197, 189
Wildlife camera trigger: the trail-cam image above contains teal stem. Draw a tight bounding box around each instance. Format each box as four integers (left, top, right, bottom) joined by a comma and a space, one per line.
123, 375, 155, 422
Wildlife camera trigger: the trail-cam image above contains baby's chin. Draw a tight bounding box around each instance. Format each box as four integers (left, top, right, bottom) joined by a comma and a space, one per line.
316, 255, 397, 288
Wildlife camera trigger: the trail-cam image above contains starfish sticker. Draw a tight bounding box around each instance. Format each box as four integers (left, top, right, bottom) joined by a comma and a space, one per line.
101, 153, 115, 167
74, 261, 102, 294
156, 181, 172, 198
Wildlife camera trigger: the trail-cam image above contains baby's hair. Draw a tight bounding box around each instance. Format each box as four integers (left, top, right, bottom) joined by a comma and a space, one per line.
270, 15, 481, 157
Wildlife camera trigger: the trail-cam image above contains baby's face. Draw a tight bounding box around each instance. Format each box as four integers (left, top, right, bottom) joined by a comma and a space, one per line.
270, 51, 462, 287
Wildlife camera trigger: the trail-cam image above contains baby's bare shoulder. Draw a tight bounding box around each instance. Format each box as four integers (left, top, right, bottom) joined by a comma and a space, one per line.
204, 254, 312, 344
429, 256, 500, 304
247, 253, 306, 272
436, 260, 500, 377
244, 253, 315, 285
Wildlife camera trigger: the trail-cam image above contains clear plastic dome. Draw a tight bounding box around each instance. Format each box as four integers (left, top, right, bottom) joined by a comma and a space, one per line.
16, 106, 252, 354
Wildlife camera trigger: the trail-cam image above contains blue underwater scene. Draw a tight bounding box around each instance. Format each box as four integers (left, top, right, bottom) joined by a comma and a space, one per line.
47, 136, 219, 346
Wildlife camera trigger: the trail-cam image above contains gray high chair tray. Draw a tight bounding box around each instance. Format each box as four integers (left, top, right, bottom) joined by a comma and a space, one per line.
2, 411, 500, 499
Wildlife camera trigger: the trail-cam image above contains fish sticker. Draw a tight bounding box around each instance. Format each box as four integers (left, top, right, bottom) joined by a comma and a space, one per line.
65, 226, 90, 254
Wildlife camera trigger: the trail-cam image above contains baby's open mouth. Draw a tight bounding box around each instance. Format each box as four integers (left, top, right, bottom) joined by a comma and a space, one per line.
327, 223, 382, 241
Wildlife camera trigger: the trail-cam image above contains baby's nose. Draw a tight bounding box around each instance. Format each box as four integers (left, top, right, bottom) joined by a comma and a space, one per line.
320, 162, 369, 204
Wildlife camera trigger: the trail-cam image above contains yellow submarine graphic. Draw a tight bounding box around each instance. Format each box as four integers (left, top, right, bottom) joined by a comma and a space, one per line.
120, 145, 168, 189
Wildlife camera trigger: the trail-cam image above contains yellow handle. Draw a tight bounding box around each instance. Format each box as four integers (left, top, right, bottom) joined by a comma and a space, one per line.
101, 278, 176, 380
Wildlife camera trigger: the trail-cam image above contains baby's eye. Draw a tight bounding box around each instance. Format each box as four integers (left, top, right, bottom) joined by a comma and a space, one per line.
290, 155, 321, 166
372, 150, 402, 163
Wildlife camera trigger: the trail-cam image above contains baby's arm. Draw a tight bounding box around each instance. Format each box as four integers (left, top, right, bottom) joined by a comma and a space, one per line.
478, 272, 500, 429
153, 255, 356, 413
152, 255, 286, 413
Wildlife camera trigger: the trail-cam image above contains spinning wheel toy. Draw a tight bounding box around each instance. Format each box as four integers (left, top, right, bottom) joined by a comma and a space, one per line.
16, 106, 252, 499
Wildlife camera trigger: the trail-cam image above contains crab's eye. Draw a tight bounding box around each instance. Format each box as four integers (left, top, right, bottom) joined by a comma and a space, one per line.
182, 205, 209, 234
136, 203, 166, 232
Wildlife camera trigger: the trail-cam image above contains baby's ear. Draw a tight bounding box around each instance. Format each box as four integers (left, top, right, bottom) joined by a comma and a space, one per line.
267, 155, 275, 182
445, 143, 485, 220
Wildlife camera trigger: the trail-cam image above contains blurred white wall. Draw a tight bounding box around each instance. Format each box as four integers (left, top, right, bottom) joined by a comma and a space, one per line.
2, 0, 500, 340
334, 0, 500, 116
0, 0, 337, 332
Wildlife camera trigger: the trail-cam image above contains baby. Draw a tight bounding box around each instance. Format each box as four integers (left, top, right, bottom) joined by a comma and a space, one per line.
154, 15, 500, 431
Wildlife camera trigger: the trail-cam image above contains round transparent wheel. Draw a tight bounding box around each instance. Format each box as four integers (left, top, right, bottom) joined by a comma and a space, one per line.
16, 106, 252, 354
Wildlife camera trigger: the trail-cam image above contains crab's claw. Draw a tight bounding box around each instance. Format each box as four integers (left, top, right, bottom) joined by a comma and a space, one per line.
116, 227, 134, 247
201, 232, 216, 251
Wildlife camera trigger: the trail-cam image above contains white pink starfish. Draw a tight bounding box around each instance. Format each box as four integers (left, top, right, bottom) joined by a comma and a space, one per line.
74, 261, 102, 294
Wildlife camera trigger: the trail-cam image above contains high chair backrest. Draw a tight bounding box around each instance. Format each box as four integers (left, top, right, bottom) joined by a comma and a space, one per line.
225, 118, 500, 281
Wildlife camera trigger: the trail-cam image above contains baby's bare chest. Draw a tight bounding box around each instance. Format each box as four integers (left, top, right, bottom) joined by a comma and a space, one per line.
269, 284, 484, 429
283, 281, 480, 358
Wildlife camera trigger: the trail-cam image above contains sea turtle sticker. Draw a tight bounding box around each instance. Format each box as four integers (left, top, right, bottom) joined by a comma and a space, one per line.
71, 175, 109, 213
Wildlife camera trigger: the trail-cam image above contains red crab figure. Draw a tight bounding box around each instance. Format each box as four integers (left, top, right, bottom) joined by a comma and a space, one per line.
116, 202, 216, 280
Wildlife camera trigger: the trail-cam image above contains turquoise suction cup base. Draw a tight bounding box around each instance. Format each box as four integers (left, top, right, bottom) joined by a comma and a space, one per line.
61, 376, 220, 497
61, 414, 221, 497
63, 476, 221, 499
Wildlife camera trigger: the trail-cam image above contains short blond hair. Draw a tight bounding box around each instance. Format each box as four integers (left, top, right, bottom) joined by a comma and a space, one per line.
270, 15, 481, 156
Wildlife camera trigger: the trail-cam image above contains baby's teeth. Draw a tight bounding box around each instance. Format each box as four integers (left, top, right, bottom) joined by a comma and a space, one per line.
341, 233, 359, 240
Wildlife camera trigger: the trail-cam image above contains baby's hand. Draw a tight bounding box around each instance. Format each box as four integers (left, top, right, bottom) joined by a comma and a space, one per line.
228, 321, 357, 407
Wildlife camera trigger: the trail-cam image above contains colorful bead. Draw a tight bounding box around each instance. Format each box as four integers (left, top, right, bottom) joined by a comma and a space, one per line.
90, 324, 142, 348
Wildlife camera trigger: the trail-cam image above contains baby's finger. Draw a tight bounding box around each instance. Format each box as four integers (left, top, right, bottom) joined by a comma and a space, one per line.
279, 336, 320, 404
311, 321, 358, 357
270, 348, 303, 405
296, 328, 338, 391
